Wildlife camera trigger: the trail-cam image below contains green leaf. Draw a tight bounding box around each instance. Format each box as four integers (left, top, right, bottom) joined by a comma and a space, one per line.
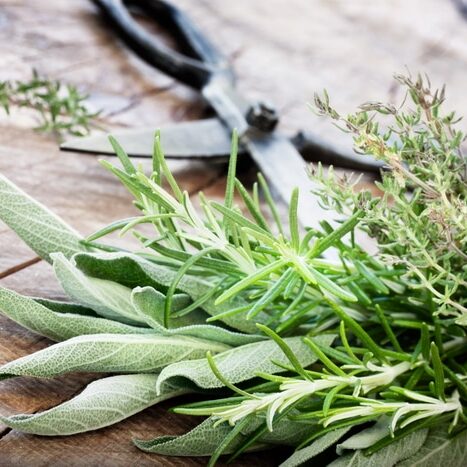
86, 217, 138, 242
308, 267, 357, 302
258, 172, 284, 236
455, 313, 467, 326
430, 342, 445, 400
308, 209, 362, 258
130, 286, 197, 327
279, 427, 351, 467
132, 287, 263, 346
234, 178, 270, 232
327, 428, 428, 467
156, 334, 335, 392
0, 334, 230, 380
52, 253, 147, 326
215, 259, 285, 305
355, 260, 390, 294
397, 425, 467, 467
73, 252, 264, 333
0, 174, 86, 262
208, 416, 251, 466
289, 187, 300, 251
212, 202, 272, 237
34, 298, 100, 316
108, 135, 136, 175
0, 374, 191, 435
224, 130, 238, 210
136, 416, 237, 456
135, 415, 314, 456
153, 133, 183, 202
336, 417, 390, 454
0, 287, 151, 341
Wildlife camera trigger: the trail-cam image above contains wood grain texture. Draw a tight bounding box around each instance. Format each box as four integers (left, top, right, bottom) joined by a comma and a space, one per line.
0, 0, 466, 465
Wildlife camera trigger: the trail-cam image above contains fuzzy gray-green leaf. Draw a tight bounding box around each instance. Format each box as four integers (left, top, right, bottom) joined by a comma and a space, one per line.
129, 285, 205, 329
135, 415, 313, 456
0, 287, 151, 341
132, 287, 264, 346
0, 334, 230, 380
280, 427, 352, 467
73, 252, 264, 333
0, 374, 191, 435
156, 334, 335, 391
0, 174, 86, 262
328, 428, 428, 467
397, 425, 467, 467
336, 417, 390, 455
52, 253, 147, 326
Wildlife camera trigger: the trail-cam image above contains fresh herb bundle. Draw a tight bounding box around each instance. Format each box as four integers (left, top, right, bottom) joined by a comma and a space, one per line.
0, 70, 98, 138
0, 74, 465, 466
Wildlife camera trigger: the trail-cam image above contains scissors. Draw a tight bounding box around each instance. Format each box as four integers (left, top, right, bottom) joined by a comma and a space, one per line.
62, 0, 382, 229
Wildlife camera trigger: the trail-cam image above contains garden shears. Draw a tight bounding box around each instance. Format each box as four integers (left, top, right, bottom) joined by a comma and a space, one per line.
62, 0, 382, 229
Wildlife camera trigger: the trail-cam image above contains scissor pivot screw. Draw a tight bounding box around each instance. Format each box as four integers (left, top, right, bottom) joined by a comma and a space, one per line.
246, 102, 279, 132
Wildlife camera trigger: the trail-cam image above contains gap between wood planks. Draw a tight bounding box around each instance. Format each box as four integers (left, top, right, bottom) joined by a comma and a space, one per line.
0, 257, 42, 280
0, 426, 12, 441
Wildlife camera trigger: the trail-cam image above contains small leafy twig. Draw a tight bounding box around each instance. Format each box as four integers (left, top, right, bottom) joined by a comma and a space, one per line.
0, 70, 99, 138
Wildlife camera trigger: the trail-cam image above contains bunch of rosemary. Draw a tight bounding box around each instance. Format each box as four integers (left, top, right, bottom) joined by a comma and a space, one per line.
0, 74, 465, 466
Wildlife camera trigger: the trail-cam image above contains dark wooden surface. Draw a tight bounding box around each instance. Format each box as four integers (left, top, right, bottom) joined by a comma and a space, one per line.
1, 1, 467, 465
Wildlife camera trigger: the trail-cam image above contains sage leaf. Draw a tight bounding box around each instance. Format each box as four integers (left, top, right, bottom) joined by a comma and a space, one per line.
73, 252, 264, 333
132, 287, 264, 346
0, 174, 86, 262
397, 425, 467, 467
0, 334, 230, 380
336, 416, 390, 455
135, 415, 313, 456
135, 417, 240, 457
327, 428, 428, 467
0, 374, 191, 436
0, 287, 151, 341
156, 334, 335, 392
34, 298, 102, 317
129, 285, 206, 329
52, 253, 147, 326
280, 427, 352, 467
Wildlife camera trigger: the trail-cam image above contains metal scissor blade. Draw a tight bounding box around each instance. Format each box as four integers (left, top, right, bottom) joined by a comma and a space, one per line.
62, 118, 383, 172
60, 118, 233, 159
244, 132, 335, 230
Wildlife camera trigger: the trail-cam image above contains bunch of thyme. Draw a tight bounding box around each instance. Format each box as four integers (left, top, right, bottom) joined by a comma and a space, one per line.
312, 73, 466, 324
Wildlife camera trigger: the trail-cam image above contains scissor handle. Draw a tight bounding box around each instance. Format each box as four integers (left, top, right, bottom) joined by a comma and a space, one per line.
92, 0, 233, 89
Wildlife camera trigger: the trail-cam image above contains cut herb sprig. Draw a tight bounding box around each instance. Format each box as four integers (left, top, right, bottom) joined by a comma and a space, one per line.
0, 70, 99, 138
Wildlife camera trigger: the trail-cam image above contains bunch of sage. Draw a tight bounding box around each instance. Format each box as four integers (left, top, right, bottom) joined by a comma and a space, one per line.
0, 73, 465, 466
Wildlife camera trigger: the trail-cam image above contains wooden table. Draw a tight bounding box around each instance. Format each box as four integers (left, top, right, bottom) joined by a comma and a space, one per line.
1, 1, 466, 465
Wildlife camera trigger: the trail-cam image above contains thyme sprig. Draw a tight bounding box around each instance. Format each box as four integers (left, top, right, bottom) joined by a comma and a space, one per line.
0, 70, 99, 138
